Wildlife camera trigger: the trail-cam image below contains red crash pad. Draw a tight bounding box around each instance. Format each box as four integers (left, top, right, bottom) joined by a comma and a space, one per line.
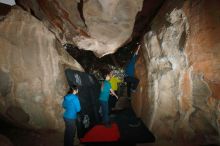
80, 122, 120, 142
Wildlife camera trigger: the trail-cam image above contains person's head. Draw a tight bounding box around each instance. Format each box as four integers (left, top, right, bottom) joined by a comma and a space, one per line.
105, 73, 111, 81
68, 84, 78, 94
109, 71, 113, 78
101, 69, 111, 81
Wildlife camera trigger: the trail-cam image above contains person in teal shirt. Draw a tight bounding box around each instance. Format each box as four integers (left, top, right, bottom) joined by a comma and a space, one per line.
99, 69, 118, 127
62, 85, 81, 146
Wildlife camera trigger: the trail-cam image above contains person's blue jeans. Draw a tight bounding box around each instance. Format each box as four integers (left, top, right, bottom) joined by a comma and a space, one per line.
100, 100, 109, 125
64, 118, 76, 146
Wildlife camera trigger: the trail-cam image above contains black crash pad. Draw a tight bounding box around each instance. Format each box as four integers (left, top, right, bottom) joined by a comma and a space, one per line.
65, 69, 101, 138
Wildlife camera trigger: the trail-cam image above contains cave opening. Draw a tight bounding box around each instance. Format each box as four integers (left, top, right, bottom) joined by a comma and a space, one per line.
63, 37, 140, 75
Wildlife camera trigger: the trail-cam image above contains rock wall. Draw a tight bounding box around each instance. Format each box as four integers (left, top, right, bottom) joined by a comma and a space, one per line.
0, 7, 83, 131
16, 0, 144, 57
0, 134, 13, 146
133, 0, 220, 144
131, 48, 148, 118
77, 0, 143, 56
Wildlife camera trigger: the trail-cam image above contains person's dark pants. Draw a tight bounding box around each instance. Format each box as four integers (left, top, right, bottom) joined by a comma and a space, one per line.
100, 101, 110, 125
64, 118, 76, 146
124, 76, 139, 97
108, 91, 118, 112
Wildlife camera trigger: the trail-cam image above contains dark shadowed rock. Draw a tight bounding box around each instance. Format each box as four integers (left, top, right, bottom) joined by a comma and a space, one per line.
0, 135, 13, 146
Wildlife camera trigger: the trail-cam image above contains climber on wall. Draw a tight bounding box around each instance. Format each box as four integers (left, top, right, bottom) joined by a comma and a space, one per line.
124, 43, 140, 98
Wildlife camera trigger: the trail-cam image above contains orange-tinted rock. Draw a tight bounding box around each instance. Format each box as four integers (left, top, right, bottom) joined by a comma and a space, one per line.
184, 0, 220, 100
131, 48, 148, 118
180, 70, 193, 112
133, 0, 220, 144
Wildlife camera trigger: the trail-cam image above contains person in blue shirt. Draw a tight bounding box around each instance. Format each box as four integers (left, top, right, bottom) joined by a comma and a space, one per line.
99, 69, 118, 127
62, 85, 81, 146
124, 44, 140, 98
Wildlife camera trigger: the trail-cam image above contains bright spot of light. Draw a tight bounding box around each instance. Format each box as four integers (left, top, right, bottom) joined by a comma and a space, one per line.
0, 0, 16, 6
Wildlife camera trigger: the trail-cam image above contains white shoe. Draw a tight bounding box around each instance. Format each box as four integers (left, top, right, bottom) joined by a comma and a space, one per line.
131, 89, 136, 93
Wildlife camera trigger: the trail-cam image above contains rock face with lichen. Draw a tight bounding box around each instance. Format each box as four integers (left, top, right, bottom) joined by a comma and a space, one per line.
0, 7, 83, 131
133, 0, 220, 144
16, 0, 144, 57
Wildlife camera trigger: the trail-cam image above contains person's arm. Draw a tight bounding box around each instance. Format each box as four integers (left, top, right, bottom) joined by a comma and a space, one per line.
116, 77, 122, 83
129, 45, 140, 63
74, 96, 81, 112
110, 89, 119, 99
135, 45, 141, 55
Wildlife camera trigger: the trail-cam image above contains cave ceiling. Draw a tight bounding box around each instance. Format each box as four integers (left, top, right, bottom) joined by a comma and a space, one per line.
14, 0, 163, 57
